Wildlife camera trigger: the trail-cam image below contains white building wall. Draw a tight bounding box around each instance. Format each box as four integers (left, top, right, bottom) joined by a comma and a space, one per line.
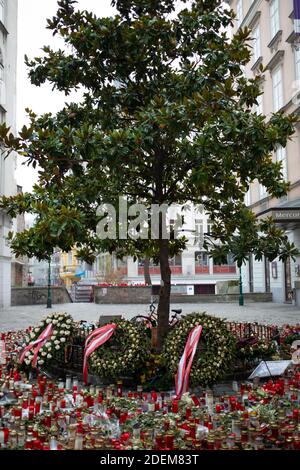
0, 0, 18, 308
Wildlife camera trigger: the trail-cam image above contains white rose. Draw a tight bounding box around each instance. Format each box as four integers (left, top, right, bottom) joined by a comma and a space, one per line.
47, 354, 52, 359
53, 330, 58, 335
30, 332, 35, 339
46, 319, 51, 324
55, 345, 60, 350
38, 359, 44, 364
61, 324, 67, 328
34, 328, 40, 333
25, 359, 31, 365
66, 320, 71, 324
51, 335, 56, 340
65, 325, 71, 329
65, 331, 70, 336
60, 338, 66, 343
54, 340, 60, 345
41, 352, 46, 356
52, 320, 58, 325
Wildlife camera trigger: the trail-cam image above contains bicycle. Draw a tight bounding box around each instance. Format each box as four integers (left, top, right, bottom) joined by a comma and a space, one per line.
130, 298, 182, 328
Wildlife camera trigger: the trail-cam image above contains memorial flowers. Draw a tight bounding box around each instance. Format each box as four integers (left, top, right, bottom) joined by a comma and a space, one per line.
89, 320, 151, 379
162, 313, 236, 387
20, 312, 76, 369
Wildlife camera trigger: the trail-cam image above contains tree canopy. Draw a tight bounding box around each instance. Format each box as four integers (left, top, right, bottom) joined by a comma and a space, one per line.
0, 0, 298, 347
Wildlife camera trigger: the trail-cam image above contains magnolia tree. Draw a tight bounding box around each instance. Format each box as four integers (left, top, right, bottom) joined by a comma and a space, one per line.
0, 0, 298, 350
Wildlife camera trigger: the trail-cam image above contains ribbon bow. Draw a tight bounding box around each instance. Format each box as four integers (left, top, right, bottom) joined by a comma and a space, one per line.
20, 324, 53, 368
175, 325, 203, 398
83, 323, 116, 384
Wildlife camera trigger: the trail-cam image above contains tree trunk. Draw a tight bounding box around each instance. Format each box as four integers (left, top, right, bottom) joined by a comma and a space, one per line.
156, 238, 171, 352
143, 256, 152, 286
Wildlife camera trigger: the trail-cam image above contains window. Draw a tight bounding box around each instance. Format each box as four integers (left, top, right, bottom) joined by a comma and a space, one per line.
195, 251, 209, 273
194, 219, 203, 245
276, 146, 287, 181
0, 51, 4, 106
0, 1, 4, 24
195, 252, 208, 267
272, 66, 283, 112
259, 184, 268, 199
252, 23, 261, 63
245, 189, 251, 206
169, 255, 182, 266
206, 220, 213, 235
295, 47, 300, 83
255, 93, 263, 115
270, 0, 280, 39
236, 0, 243, 27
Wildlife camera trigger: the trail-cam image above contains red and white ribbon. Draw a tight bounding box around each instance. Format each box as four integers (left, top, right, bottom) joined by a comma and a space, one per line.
83, 323, 116, 384
175, 324, 203, 398
20, 324, 53, 368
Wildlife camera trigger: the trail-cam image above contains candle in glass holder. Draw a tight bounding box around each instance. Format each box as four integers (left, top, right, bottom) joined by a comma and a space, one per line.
172, 400, 178, 413
165, 432, 174, 450
65, 375, 72, 391
117, 381, 123, 397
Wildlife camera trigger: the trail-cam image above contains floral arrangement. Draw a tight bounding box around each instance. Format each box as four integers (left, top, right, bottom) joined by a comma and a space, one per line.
89, 319, 151, 379
20, 312, 76, 369
236, 338, 278, 361
279, 324, 300, 357
162, 312, 236, 387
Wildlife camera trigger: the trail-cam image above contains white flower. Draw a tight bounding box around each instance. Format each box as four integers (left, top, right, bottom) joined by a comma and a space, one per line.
54, 340, 60, 345
51, 335, 56, 340
60, 338, 66, 343
25, 359, 31, 365
55, 345, 60, 350
30, 332, 35, 339
46, 319, 51, 324
41, 352, 46, 356
38, 359, 44, 364
65, 331, 71, 336
47, 354, 52, 359
53, 330, 58, 335
52, 320, 58, 325
66, 320, 72, 324
46, 343, 52, 349
65, 325, 71, 329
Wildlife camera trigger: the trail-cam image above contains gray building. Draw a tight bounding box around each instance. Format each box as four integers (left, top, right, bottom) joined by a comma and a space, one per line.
0, 0, 18, 307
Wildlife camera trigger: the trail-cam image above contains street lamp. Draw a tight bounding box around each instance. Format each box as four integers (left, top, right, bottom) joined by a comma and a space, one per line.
239, 266, 244, 306
46, 257, 52, 309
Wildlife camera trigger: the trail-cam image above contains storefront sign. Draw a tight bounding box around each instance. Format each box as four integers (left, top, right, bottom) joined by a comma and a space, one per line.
273, 210, 300, 220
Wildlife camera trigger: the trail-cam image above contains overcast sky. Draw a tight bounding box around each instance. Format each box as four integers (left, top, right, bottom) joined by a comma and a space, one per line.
16, 0, 116, 191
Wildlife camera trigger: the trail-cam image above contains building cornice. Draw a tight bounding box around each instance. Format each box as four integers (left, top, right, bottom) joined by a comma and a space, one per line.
0, 21, 8, 36
239, 0, 263, 29
266, 50, 285, 71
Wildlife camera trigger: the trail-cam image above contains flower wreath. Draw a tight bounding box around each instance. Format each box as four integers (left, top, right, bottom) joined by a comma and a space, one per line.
162, 312, 236, 387
20, 312, 75, 368
89, 319, 151, 379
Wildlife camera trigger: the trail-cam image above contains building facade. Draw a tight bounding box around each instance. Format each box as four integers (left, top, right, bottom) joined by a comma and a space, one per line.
228, 0, 300, 303
0, 0, 18, 307
96, 205, 239, 294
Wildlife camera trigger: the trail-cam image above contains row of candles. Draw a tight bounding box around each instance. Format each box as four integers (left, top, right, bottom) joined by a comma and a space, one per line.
1, 364, 300, 450
1, 330, 300, 450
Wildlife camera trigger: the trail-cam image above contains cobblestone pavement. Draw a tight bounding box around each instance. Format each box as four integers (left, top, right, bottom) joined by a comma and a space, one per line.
0, 301, 299, 331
